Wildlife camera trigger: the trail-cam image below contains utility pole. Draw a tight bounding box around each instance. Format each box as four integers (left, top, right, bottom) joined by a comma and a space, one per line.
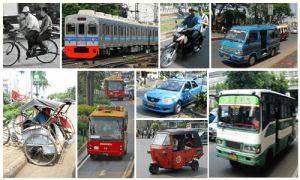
31, 71, 33, 99
154, 3, 158, 23
135, 3, 139, 21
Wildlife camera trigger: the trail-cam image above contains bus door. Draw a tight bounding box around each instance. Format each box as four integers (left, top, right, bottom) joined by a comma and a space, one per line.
124, 112, 128, 150
275, 101, 280, 151
77, 22, 87, 46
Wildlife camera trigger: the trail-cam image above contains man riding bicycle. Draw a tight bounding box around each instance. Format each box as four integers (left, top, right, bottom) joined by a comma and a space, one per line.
176, 7, 202, 52
16, 6, 40, 56
199, 7, 208, 49
37, 7, 53, 55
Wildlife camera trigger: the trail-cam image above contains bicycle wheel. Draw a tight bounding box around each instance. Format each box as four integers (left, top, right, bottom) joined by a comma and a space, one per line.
23, 133, 58, 166
36, 39, 58, 63
3, 123, 10, 145
3, 42, 20, 67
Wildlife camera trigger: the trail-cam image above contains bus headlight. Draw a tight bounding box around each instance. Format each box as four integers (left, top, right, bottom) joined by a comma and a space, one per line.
244, 145, 260, 153
235, 49, 243, 55
217, 139, 223, 145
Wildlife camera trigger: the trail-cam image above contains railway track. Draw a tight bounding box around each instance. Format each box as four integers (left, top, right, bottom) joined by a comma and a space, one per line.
62, 52, 158, 68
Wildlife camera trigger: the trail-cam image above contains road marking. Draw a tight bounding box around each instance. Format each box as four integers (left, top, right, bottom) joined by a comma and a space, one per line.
122, 155, 134, 178
111, 102, 116, 106
99, 170, 106, 177
77, 155, 90, 170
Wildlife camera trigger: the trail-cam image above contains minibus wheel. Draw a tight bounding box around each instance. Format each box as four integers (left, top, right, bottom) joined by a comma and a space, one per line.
149, 164, 159, 174
270, 48, 276, 57
229, 160, 239, 167
247, 55, 256, 66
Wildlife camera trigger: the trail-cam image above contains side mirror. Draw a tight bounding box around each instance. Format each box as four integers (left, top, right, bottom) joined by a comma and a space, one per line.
184, 89, 189, 92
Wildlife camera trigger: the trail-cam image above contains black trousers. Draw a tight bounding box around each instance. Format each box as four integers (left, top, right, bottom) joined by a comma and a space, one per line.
37, 31, 51, 50
187, 30, 199, 49
25, 30, 39, 50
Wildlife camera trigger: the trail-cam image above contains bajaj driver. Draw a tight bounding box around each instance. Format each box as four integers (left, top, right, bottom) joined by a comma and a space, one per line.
176, 7, 202, 52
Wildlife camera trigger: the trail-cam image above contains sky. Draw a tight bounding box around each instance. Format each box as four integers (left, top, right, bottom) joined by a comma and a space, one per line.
3, 70, 76, 98
125, 3, 157, 22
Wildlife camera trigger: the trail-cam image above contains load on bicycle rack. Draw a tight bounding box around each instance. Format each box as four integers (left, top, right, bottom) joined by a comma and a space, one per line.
3, 99, 75, 166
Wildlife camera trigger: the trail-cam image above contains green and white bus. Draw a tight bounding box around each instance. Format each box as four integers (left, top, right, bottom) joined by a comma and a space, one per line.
216, 89, 296, 170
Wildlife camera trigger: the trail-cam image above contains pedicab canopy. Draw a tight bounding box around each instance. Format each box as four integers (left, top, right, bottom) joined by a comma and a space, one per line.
56, 98, 74, 105
18, 99, 66, 112
155, 129, 203, 148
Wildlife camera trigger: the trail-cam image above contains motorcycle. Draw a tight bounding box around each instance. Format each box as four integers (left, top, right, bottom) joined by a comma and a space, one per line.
160, 21, 203, 68
177, 10, 185, 19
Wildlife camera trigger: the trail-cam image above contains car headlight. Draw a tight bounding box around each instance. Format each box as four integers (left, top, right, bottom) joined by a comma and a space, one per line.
144, 93, 147, 99
244, 145, 260, 153
235, 49, 243, 55
161, 96, 176, 103
220, 45, 224, 50
217, 139, 223, 145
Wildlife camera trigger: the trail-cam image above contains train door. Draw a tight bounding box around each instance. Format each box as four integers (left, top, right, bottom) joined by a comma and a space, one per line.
100, 22, 106, 49
120, 25, 124, 47
132, 26, 136, 45
113, 23, 118, 47
137, 27, 141, 45
129, 26, 132, 46
87, 21, 98, 47
65, 23, 76, 46
77, 23, 87, 46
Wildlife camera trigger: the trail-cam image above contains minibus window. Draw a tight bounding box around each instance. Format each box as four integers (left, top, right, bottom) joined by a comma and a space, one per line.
269, 30, 275, 39
249, 31, 258, 42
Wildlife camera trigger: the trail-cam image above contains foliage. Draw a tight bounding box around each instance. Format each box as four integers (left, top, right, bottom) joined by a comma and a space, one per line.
93, 95, 110, 105
194, 92, 207, 109
160, 75, 164, 80
150, 123, 159, 130
3, 102, 33, 120
78, 105, 96, 116
267, 72, 289, 94
62, 3, 122, 46
3, 92, 10, 98
209, 83, 229, 90
78, 94, 86, 104
78, 121, 87, 132
78, 114, 88, 121
129, 80, 134, 85
289, 78, 298, 85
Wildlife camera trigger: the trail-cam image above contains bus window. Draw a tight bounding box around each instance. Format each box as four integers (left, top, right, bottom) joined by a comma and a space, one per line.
78, 24, 85, 35
66, 24, 75, 34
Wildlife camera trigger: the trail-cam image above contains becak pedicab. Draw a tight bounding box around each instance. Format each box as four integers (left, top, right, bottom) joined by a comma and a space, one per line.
147, 129, 204, 174
18, 99, 76, 166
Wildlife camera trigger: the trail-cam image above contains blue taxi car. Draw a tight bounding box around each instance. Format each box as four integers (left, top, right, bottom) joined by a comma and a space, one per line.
143, 78, 201, 114
219, 24, 280, 66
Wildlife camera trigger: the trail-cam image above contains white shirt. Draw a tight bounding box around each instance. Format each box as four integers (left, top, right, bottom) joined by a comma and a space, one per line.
200, 14, 208, 24
25, 13, 40, 32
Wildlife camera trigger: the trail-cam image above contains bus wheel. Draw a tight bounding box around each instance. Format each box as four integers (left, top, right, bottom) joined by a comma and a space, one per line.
90, 155, 96, 160
229, 160, 239, 168
149, 164, 159, 174
270, 48, 276, 57
118, 156, 123, 160
246, 55, 256, 66
286, 138, 290, 150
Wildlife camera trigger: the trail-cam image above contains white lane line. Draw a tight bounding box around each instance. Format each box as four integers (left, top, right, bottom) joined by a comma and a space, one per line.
77, 155, 90, 171
99, 170, 106, 177
111, 101, 116, 106
122, 155, 134, 178
160, 38, 173, 43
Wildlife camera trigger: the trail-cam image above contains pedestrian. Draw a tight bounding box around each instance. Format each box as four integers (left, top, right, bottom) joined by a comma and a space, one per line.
141, 129, 144, 139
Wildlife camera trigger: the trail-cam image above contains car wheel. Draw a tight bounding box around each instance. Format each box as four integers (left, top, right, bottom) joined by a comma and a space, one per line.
149, 164, 159, 174
173, 101, 182, 114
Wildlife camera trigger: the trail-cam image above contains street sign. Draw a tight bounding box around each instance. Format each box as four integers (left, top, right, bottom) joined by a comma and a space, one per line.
33, 71, 42, 85
268, 4, 273, 15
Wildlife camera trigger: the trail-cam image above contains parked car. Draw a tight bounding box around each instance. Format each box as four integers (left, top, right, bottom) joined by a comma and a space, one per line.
195, 77, 207, 94
291, 27, 298, 34
3, 97, 11, 105
125, 85, 134, 97
186, 73, 198, 79
123, 78, 130, 84
209, 118, 218, 141
143, 78, 201, 114
199, 131, 208, 145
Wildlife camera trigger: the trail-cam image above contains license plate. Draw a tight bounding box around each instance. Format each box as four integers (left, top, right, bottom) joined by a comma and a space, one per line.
223, 54, 230, 59
94, 146, 99, 150
147, 102, 155, 107
103, 153, 108, 156
228, 153, 237, 160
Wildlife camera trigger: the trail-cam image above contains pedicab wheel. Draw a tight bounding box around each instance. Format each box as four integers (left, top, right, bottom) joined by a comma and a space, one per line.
149, 164, 159, 174
229, 160, 239, 168
191, 160, 199, 171
246, 55, 256, 67
3, 123, 10, 145
173, 101, 182, 114
3, 42, 20, 67
36, 39, 58, 63
23, 133, 57, 166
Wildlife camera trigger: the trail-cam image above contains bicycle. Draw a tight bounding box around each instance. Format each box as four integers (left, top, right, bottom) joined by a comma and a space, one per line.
3, 31, 59, 67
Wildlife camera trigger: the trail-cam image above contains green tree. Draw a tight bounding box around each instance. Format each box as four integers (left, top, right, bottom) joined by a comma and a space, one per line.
267, 72, 289, 94
150, 123, 159, 130
226, 71, 269, 89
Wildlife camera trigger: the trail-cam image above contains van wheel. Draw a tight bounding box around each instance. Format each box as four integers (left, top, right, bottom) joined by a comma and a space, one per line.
149, 164, 159, 174
173, 101, 182, 114
191, 160, 199, 171
246, 55, 256, 66
229, 160, 239, 167
270, 48, 276, 57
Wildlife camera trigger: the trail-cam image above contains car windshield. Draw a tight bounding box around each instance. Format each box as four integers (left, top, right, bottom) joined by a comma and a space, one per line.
152, 133, 171, 145
108, 81, 124, 90
89, 116, 123, 140
218, 95, 260, 131
157, 80, 184, 91
224, 29, 248, 43
187, 74, 197, 79
196, 78, 207, 85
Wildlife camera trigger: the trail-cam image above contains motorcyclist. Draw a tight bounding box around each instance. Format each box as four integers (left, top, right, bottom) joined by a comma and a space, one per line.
199, 7, 208, 49
178, 6, 184, 17
176, 7, 202, 52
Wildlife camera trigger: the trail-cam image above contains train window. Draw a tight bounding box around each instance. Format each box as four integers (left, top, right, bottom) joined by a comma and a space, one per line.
78, 24, 85, 35
111, 25, 113, 35
88, 24, 97, 35
102, 24, 105, 35
120, 27, 124, 36
106, 25, 109, 36
114, 25, 118, 36
66, 24, 75, 34
136, 28, 138, 36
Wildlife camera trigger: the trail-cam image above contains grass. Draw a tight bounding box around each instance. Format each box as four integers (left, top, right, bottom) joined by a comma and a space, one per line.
136, 84, 154, 89
78, 135, 88, 150
160, 19, 184, 33
127, 56, 137, 60
189, 114, 195, 118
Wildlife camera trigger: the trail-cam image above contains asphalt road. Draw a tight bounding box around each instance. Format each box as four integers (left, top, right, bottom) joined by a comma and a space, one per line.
209, 123, 298, 177
136, 138, 208, 178
77, 99, 135, 178
3, 38, 60, 68
136, 86, 192, 118
160, 27, 209, 68
211, 33, 298, 68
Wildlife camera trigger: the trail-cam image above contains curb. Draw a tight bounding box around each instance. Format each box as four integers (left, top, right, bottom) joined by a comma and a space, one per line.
190, 107, 206, 118
77, 142, 88, 167
122, 156, 134, 178
211, 36, 224, 41
292, 165, 298, 177
160, 30, 176, 40
3, 153, 27, 178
